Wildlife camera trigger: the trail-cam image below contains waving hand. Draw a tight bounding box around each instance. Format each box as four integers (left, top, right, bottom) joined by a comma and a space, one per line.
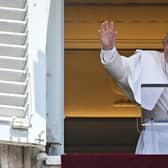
98, 21, 117, 50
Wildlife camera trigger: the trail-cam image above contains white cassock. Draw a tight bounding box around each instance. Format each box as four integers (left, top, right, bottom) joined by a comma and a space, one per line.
100, 47, 168, 154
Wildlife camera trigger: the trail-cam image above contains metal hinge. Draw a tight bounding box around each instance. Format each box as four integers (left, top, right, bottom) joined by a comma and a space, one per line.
11, 114, 32, 129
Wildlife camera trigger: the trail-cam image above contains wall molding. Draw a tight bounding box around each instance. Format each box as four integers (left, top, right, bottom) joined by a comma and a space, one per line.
65, 39, 163, 49
65, 0, 168, 5
65, 5, 168, 49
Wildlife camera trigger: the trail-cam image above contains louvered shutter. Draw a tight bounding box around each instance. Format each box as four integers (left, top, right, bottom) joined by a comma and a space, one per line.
0, 0, 50, 148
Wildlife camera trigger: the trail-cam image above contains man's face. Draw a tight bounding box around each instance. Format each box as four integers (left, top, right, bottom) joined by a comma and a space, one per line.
164, 45, 168, 63
163, 34, 168, 63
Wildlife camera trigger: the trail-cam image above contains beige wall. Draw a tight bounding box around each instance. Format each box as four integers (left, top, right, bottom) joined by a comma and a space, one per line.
65, 5, 168, 49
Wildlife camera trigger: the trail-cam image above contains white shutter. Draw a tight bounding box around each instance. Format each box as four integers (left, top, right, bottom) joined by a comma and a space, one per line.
0, 0, 50, 148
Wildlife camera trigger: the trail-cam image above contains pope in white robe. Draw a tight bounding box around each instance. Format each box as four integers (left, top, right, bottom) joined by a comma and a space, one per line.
99, 21, 168, 154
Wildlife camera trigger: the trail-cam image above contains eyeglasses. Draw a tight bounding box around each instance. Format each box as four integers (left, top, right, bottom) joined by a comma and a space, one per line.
163, 40, 168, 46
163, 35, 168, 45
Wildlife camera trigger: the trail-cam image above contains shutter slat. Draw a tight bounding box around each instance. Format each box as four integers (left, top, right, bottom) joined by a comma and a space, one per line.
0, 7, 26, 21
0, 19, 26, 33
0, 56, 26, 69
0, 81, 26, 94
0, 93, 26, 106
0, 0, 26, 9
0, 68, 26, 82
0, 105, 25, 117
0, 105, 25, 118
0, 32, 26, 45
0, 44, 26, 57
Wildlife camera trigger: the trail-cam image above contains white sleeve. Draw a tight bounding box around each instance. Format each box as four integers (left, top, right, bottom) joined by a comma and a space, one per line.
100, 47, 141, 101
100, 47, 116, 64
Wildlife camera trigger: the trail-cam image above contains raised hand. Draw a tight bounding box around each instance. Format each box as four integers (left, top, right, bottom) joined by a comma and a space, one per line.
98, 21, 117, 50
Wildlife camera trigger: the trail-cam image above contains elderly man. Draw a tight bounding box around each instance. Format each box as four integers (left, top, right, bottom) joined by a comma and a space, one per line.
99, 21, 168, 154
